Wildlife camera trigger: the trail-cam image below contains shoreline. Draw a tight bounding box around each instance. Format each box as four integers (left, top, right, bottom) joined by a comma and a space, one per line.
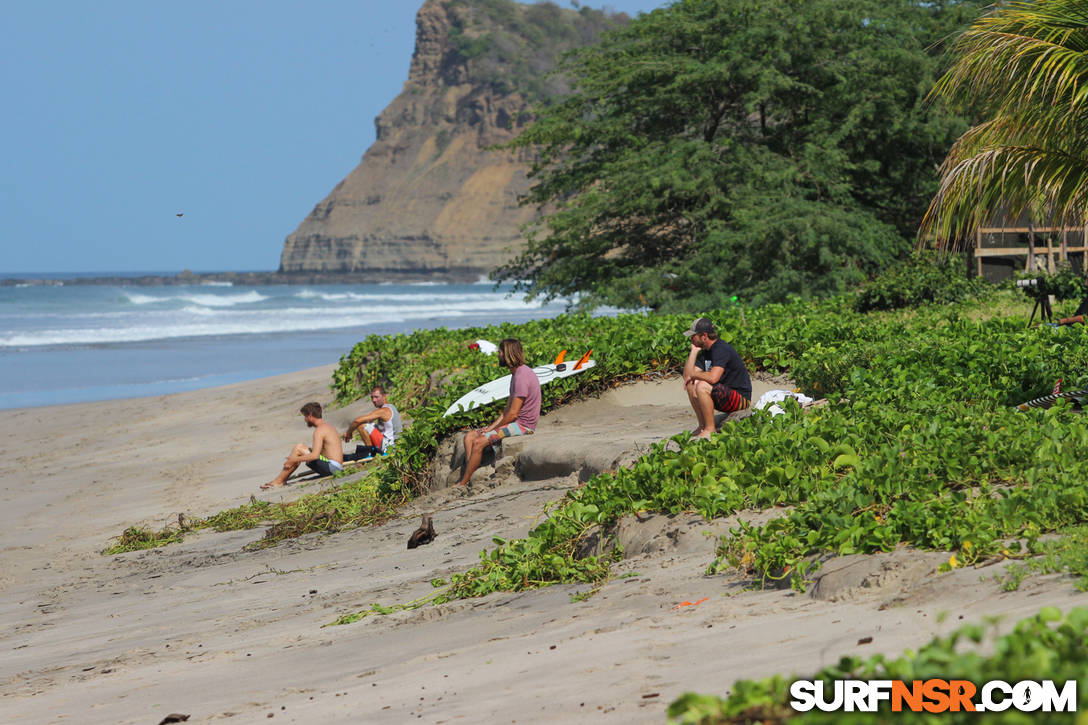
0, 362, 342, 413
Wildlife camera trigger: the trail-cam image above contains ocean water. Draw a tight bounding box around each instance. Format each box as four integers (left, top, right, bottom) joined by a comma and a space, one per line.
0, 279, 573, 409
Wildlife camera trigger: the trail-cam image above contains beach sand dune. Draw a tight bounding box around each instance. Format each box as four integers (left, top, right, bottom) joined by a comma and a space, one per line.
1, 368, 1084, 723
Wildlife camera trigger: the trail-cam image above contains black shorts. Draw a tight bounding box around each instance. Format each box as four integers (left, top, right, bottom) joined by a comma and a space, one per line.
710, 384, 751, 413
306, 457, 343, 476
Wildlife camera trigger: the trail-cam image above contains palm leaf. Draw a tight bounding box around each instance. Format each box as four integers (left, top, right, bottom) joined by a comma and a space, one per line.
922, 0, 1088, 246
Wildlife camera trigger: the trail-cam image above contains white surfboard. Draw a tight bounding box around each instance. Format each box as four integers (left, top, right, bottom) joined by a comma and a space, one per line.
443, 359, 596, 417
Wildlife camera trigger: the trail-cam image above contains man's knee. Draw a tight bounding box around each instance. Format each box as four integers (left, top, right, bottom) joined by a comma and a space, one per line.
464, 431, 484, 452
694, 380, 712, 395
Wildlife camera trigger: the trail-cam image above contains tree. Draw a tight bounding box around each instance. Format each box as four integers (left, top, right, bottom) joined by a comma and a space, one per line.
922, 0, 1088, 245
496, 0, 982, 310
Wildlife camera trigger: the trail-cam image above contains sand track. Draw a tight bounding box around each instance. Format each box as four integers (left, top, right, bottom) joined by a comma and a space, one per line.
1, 367, 1085, 723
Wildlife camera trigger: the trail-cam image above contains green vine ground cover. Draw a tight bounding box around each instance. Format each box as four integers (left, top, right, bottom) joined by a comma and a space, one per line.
108, 272, 1088, 619
329, 284, 1088, 621
97, 263, 1088, 717
667, 606, 1088, 723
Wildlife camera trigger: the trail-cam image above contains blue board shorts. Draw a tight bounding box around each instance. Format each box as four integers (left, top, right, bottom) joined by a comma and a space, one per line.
306, 455, 344, 477
483, 422, 533, 444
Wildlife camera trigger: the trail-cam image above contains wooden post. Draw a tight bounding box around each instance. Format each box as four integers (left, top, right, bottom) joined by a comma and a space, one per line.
1027, 224, 1036, 272
975, 227, 983, 277
1062, 226, 1069, 263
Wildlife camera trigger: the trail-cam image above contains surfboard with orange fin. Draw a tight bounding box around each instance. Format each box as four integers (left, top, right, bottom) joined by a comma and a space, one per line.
443, 351, 596, 417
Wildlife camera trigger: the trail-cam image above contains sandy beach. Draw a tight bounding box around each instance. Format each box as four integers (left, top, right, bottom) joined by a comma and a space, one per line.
2, 365, 1085, 724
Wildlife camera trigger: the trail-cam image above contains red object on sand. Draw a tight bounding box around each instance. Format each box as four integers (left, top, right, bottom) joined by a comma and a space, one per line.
672, 597, 708, 610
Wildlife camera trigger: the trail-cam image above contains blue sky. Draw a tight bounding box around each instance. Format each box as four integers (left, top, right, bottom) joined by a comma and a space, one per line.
0, 0, 665, 275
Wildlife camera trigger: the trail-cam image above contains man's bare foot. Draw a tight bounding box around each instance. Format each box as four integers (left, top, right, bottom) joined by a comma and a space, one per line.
692, 429, 715, 440
259, 481, 285, 490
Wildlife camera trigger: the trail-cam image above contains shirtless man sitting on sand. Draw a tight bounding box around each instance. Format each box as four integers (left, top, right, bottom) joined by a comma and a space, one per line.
260, 402, 344, 489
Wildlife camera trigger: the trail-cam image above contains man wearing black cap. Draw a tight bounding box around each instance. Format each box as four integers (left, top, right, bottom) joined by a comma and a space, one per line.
683, 317, 752, 439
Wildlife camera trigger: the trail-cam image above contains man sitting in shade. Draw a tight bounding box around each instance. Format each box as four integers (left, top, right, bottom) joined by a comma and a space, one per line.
683, 316, 752, 439
343, 385, 403, 459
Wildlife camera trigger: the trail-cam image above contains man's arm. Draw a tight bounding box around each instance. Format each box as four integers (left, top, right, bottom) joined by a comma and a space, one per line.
481, 397, 524, 433
343, 407, 393, 441
688, 365, 724, 385
687, 343, 727, 385
288, 429, 324, 463
685, 345, 723, 384
683, 344, 700, 383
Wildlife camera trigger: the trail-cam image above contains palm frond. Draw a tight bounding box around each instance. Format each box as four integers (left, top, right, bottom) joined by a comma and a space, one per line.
923, 0, 1088, 247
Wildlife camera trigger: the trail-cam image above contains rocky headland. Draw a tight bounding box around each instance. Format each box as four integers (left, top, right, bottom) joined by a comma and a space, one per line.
279, 0, 624, 277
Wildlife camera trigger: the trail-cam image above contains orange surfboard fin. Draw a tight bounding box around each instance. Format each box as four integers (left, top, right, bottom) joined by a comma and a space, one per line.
574, 349, 592, 370
553, 349, 568, 365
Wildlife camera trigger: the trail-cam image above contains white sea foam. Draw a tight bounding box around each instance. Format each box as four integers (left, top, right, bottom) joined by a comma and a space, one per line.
0, 298, 552, 347
294, 289, 510, 303
124, 290, 268, 307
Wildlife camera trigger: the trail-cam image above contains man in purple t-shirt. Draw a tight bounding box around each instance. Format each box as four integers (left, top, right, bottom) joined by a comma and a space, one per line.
455, 338, 541, 486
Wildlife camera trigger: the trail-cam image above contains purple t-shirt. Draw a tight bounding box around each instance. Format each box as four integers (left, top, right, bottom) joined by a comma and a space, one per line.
510, 364, 541, 431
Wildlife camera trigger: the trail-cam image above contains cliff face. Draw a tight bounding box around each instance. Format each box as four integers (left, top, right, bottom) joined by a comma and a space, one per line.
280, 0, 619, 277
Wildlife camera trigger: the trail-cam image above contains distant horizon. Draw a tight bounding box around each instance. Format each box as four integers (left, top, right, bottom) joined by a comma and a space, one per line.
3, 268, 278, 277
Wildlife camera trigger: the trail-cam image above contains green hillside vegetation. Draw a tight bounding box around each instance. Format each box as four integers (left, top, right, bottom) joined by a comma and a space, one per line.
496, 0, 986, 310
445, 0, 625, 102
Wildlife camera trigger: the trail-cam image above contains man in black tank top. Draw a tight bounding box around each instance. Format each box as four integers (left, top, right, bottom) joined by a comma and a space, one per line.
682, 317, 752, 439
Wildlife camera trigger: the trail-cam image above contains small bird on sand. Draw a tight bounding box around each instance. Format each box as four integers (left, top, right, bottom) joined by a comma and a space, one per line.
407, 514, 436, 549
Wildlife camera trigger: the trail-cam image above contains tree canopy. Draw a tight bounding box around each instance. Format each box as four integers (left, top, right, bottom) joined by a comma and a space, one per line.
496, 0, 983, 310
922, 0, 1088, 245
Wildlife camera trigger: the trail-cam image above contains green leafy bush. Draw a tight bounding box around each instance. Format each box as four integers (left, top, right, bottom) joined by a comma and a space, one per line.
667, 607, 1088, 723
853, 253, 988, 312
1012, 265, 1088, 304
